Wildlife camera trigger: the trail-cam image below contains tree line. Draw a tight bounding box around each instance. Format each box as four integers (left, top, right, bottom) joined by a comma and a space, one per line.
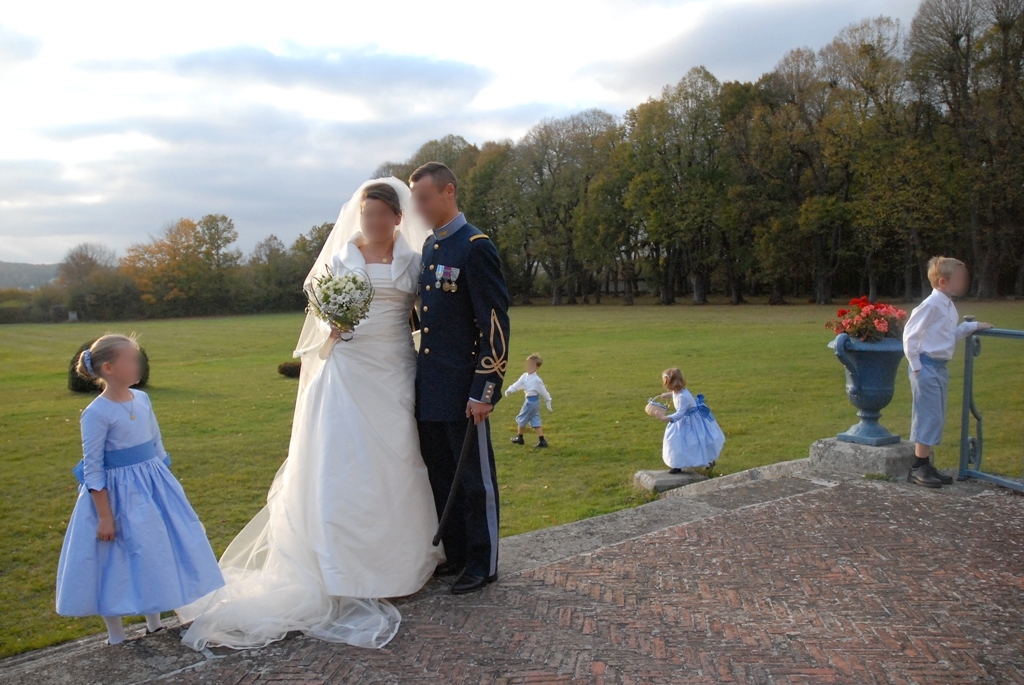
0, 219, 332, 323
383, 0, 1024, 306
2, 0, 1022, 324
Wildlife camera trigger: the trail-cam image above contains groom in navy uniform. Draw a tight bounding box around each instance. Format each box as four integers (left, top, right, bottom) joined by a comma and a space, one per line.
410, 162, 510, 595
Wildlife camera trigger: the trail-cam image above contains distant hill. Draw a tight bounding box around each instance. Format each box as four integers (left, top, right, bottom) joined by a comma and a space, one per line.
0, 261, 59, 289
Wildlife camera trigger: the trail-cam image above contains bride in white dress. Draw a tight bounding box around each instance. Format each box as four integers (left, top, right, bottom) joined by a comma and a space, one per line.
176, 178, 443, 650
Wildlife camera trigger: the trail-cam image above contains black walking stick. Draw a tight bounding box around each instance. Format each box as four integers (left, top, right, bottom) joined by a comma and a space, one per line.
432, 417, 477, 547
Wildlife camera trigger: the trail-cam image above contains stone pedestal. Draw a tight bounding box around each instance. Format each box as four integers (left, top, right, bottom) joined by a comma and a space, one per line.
633, 469, 708, 494
808, 438, 916, 479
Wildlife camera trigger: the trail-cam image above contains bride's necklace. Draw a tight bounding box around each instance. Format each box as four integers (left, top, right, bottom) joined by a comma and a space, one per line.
362, 243, 393, 264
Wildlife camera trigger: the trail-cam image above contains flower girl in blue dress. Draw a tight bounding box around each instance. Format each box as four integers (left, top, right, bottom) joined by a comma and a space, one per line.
656, 368, 725, 474
56, 334, 223, 645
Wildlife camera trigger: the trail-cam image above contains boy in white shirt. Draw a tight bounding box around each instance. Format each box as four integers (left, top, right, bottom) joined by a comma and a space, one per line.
505, 353, 553, 448
903, 256, 994, 488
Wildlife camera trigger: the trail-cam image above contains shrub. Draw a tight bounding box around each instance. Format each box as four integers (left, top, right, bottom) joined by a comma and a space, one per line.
67, 270, 143, 321
68, 339, 150, 393
278, 361, 301, 378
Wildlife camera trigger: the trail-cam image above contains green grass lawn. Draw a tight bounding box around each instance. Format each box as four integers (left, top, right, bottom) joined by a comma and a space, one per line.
1, 300, 1022, 657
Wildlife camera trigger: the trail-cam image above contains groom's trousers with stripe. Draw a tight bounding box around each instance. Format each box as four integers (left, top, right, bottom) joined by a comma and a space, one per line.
418, 419, 500, 579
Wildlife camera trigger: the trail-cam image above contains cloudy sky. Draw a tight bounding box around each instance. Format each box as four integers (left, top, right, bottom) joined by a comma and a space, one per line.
1, 0, 921, 264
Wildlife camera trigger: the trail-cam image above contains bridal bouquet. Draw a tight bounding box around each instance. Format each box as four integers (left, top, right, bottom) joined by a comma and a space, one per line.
305, 268, 374, 342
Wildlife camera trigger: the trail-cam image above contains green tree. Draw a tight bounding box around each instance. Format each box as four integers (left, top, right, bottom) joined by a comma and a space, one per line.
514, 109, 618, 304
576, 125, 645, 305
821, 17, 908, 301
461, 140, 539, 302
291, 222, 334, 274
374, 134, 480, 183
248, 235, 305, 312
195, 214, 242, 314
908, 0, 1024, 297
626, 67, 726, 305
67, 270, 142, 321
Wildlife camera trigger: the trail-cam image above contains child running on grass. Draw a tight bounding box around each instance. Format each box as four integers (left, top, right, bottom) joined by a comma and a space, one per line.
506, 353, 553, 448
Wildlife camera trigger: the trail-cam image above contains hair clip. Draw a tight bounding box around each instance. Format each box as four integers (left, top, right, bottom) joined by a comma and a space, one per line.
83, 349, 95, 375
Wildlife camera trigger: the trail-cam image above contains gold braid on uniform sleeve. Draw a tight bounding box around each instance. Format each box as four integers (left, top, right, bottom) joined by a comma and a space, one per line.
476, 308, 507, 380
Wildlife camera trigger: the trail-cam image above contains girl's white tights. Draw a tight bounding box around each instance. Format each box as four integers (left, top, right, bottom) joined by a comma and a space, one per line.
102, 614, 164, 644
102, 616, 126, 645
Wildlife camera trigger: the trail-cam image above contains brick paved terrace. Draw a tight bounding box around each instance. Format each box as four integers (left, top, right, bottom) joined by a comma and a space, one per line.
3, 470, 1022, 685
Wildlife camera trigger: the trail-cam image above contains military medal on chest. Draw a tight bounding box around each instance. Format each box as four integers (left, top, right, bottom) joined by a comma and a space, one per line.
435, 265, 460, 293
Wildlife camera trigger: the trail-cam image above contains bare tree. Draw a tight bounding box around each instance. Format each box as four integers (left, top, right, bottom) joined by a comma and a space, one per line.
57, 243, 117, 287
908, 0, 981, 121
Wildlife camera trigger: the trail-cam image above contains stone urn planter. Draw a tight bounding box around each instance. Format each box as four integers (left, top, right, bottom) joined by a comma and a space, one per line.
828, 333, 904, 446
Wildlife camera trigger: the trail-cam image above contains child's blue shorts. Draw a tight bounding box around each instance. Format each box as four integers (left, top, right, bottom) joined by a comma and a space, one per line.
909, 354, 949, 446
515, 396, 542, 429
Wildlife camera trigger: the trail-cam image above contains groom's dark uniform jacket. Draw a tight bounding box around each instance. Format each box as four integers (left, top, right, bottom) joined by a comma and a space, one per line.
416, 216, 509, 419
416, 213, 510, 580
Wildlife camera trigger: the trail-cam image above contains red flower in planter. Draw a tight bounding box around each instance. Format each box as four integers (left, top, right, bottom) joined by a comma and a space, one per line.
827, 297, 906, 342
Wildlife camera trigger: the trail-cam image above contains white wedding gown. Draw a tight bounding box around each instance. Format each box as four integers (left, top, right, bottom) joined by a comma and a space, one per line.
176, 248, 443, 650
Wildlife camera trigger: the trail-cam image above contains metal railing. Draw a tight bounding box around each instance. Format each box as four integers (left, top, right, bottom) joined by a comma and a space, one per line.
958, 320, 1024, 492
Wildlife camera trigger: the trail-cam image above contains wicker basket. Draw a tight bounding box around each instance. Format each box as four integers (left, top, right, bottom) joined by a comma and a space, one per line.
645, 398, 668, 419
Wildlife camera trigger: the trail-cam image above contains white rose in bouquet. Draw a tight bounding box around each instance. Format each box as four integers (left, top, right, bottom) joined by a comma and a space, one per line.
305, 268, 374, 354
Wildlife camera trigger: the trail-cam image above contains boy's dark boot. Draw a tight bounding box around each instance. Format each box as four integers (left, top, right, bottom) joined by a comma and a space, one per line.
535, 436, 548, 448
927, 456, 953, 485
908, 464, 942, 488
510, 435, 525, 445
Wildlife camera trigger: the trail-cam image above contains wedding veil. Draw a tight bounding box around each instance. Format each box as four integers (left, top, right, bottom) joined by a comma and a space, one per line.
292, 177, 431, 394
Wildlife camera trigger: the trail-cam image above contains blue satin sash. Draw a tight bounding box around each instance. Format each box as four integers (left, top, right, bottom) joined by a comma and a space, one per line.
683, 394, 716, 421
72, 439, 170, 485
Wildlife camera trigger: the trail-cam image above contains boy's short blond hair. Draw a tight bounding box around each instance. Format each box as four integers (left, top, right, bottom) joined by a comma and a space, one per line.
927, 256, 966, 288
527, 353, 543, 368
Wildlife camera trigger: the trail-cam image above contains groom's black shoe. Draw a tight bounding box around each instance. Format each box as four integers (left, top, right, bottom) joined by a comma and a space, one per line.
451, 572, 497, 595
434, 560, 465, 577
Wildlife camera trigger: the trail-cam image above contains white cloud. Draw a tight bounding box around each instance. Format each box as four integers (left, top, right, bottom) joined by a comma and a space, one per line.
0, 24, 42, 68
82, 46, 494, 116
0, 0, 924, 263
586, 0, 921, 96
